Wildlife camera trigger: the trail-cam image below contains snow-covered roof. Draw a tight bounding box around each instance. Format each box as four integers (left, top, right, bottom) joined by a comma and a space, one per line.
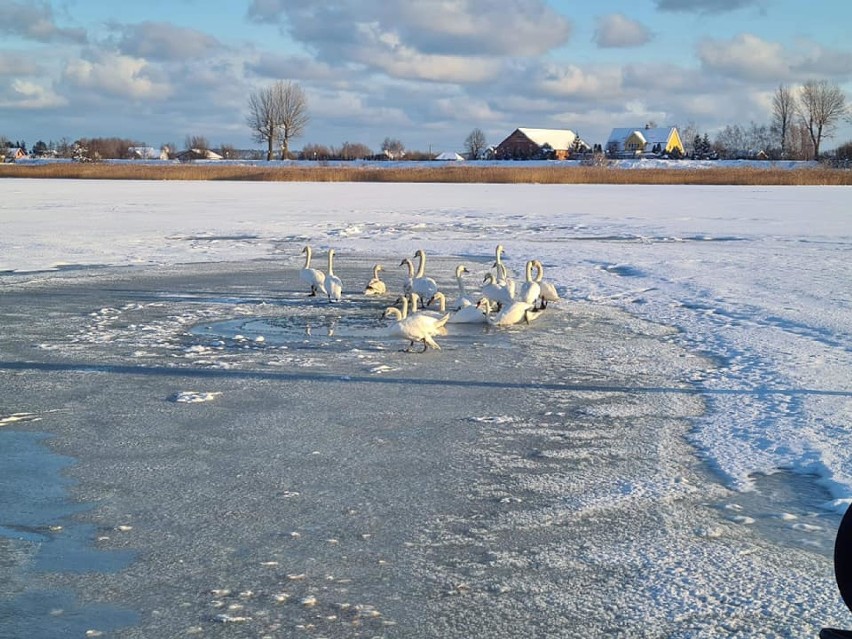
607, 127, 677, 148
517, 128, 578, 151
129, 146, 161, 159
434, 152, 464, 161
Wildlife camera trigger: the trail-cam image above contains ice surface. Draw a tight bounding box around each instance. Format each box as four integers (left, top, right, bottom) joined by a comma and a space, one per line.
1, 179, 850, 636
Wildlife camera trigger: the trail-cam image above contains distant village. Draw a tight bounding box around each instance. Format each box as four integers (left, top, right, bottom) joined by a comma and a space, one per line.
1, 122, 845, 165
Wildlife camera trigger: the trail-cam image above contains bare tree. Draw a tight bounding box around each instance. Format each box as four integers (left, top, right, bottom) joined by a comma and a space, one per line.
184, 135, 209, 152
464, 128, 487, 159
381, 137, 405, 159
247, 80, 309, 161
797, 80, 847, 159
771, 84, 795, 159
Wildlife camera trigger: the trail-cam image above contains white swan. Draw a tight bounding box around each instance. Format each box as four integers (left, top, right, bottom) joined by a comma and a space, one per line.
493, 244, 516, 299
480, 297, 542, 326
364, 264, 387, 296
299, 245, 327, 297
430, 291, 488, 324
452, 265, 476, 309
534, 260, 560, 305
383, 294, 449, 352
325, 249, 342, 302
481, 272, 514, 309
518, 260, 542, 307
400, 257, 415, 295
412, 249, 439, 304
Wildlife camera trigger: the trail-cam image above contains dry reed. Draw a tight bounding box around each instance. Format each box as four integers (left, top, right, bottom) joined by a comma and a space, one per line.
1, 162, 850, 186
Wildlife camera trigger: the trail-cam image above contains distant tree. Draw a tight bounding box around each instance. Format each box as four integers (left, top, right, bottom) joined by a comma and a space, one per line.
246, 80, 309, 161
218, 144, 237, 159
679, 121, 699, 156
797, 80, 847, 159
605, 140, 619, 156
32, 140, 48, 156
381, 137, 405, 159
185, 135, 209, 152
75, 137, 136, 159
771, 84, 795, 159
338, 141, 372, 160
835, 140, 852, 162
463, 128, 487, 160
56, 137, 73, 158
300, 143, 333, 161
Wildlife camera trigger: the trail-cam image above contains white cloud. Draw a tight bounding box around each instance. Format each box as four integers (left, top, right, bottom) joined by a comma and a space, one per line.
535, 63, 623, 99
698, 33, 789, 81
0, 52, 39, 76
249, 0, 571, 63
0, 0, 86, 43
0, 79, 66, 109
349, 22, 503, 83
63, 51, 172, 100
116, 22, 223, 62
594, 14, 652, 48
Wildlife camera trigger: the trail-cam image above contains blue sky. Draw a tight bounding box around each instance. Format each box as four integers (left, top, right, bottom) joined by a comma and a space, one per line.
2, 0, 851, 154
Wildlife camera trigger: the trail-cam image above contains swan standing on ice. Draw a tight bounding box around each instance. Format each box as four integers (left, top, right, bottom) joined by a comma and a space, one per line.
383, 294, 450, 352
400, 257, 415, 296
534, 260, 560, 306
430, 292, 489, 324
493, 244, 516, 299
325, 249, 343, 302
364, 264, 387, 296
452, 265, 476, 309
519, 260, 542, 307
300, 245, 327, 297
412, 249, 439, 304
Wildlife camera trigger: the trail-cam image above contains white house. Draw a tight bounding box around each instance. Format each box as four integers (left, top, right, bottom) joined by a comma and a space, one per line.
605, 126, 685, 157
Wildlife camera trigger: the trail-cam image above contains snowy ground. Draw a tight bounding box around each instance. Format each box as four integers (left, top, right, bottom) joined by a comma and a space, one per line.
0, 179, 850, 637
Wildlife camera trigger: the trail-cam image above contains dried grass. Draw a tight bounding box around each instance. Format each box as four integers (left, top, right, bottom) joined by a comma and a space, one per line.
1, 162, 850, 185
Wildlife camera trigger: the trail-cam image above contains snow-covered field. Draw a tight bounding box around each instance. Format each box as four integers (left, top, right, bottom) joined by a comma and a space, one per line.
1, 178, 850, 637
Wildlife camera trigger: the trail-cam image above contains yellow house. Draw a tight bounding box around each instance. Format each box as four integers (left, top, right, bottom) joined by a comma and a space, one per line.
606, 126, 685, 157
2, 147, 27, 162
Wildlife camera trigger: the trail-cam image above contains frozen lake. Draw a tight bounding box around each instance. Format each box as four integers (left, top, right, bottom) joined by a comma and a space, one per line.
1, 180, 850, 637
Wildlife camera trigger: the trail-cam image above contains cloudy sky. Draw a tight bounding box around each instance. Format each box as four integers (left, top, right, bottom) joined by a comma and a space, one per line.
2, 0, 851, 154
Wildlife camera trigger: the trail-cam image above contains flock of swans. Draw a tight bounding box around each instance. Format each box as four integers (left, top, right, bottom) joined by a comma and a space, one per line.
299, 244, 560, 352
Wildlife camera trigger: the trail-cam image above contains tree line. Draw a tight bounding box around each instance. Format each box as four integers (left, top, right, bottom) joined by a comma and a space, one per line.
4, 78, 849, 163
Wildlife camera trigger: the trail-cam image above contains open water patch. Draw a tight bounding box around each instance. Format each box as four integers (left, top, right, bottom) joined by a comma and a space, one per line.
714, 469, 841, 552
0, 430, 137, 635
